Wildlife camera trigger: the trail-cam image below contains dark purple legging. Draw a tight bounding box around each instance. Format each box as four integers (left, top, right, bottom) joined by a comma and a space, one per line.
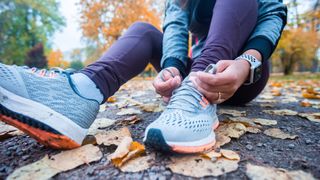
81, 0, 269, 105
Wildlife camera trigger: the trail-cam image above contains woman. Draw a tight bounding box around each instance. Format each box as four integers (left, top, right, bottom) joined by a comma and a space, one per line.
0, 0, 287, 153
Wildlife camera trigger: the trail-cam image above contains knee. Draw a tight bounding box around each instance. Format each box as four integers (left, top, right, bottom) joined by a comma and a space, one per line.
128, 21, 159, 35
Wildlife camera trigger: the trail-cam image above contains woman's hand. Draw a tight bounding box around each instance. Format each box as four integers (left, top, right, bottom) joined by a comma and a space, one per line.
192, 60, 251, 104
153, 67, 182, 102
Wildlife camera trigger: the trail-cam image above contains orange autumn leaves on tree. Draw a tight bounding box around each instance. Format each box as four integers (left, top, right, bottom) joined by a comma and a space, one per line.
79, 0, 162, 53
47, 50, 69, 68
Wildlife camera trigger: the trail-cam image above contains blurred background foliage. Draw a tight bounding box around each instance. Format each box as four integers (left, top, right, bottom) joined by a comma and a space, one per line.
0, 0, 319, 75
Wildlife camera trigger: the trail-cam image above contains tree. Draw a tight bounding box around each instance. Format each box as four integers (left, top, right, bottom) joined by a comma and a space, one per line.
79, 0, 162, 64
272, 0, 319, 75
47, 49, 69, 68
24, 43, 47, 68
0, 0, 65, 65
70, 60, 84, 70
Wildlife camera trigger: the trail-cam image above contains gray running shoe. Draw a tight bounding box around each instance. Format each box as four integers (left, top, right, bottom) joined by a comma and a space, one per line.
0, 63, 99, 149
144, 74, 219, 153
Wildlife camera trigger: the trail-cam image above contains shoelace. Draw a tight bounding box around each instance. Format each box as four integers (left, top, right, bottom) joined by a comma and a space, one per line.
167, 78, 209, 112
22, 66, 76, 78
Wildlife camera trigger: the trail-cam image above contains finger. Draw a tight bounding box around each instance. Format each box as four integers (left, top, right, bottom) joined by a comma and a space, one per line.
153, 78, 176, 93
216, 60, 233, 73
196, 71, 231, 86
170, 76, 182, 88
162, 96, 170, 103
161, 69, 174, 81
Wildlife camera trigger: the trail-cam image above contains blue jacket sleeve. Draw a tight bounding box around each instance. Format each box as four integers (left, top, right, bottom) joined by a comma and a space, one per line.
161, 0, 191, 75
243, 0, 287, 61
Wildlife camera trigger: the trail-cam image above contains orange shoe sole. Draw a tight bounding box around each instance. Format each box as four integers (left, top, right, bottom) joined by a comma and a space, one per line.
170, 121, 219, 153
0, 114, 80, 149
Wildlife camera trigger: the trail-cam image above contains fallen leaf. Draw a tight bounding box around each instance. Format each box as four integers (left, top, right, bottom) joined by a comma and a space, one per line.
0, 122, 23, 140
302, 91, 320, 100
218, 109, 246, 117
214, 135, 231, 148
201, 150, 222, 161
220, 149, 240, 161
109, 136, 133, 160
99, 105, 106, 112
263, 109, 298, 116
226, 117, 259, 127
263, 128, 298, 140
118, 115, 141, 125
300, 101, 312, 107
139, 103, 163, 112
88, 118, 116, 135
246, 163, 316, 180
119, 153, 154, 172
253, 118, 277, 126
246, 127, 261, 134
271, 89, 282, 96
95, 127, 131, 146
260, 103, 275, 108
298, 113, 320, 123
109, 139, 146, 168
116, 108, 142, 116
216, 123, 247, 139
8, 144, 102, 180
167, 155, 239, 178
107, 96, 117, 103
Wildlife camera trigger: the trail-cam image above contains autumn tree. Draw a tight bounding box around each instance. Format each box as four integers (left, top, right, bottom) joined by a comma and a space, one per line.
79, 0, 162, 64
24, 43, 47, 68
47, 50, 69, 68
0, 0, 65, 65
272, 0, 319, 75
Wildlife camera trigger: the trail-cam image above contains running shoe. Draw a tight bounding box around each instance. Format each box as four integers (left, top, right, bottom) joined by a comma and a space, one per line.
0, 63, 99, 149
144, 74, 219, 153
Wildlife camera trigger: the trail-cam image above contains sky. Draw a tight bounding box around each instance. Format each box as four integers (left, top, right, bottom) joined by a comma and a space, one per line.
52, 0, 85, 53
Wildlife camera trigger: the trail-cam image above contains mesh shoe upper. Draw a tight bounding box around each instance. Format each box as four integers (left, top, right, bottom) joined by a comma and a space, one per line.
145, 75, 218, 143
0, 63, 99, 129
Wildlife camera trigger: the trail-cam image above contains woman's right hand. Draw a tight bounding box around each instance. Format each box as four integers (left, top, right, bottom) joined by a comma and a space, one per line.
153, 67, 182, 103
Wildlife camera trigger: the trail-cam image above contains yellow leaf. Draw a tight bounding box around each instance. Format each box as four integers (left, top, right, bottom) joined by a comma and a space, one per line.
220, 149, 240, 161
263, 128, 298, 140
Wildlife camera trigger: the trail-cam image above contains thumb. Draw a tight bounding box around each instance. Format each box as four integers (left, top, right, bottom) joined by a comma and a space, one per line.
216, 60, 233, 73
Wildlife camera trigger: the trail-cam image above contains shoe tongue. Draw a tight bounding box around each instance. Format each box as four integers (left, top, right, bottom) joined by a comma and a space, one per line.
167, 76, 203, 112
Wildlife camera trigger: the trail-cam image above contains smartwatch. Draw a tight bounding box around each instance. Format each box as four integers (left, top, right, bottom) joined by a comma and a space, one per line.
235, 54, 262, 85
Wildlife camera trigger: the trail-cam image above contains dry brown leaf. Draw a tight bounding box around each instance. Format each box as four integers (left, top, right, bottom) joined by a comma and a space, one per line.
0, 122, 23, 140
109, 136, 133, 160
298, 113, 320, 123
107, 96, 117, 103
302, 92, 320, 100
167, 155, 239, 178
119, 153, 155, 172
263, 128, 298, 140
246, 163, 316, 180
116, 108, 142, 116
226, 117, 258, 127
220, 149, 240, 161
201, 150, 222, 161
216, 123, 247, 139
260, 103, 275, 108
139, 103, 163, 112
118, 115, 141, 125
300, 101, 312, 107
214, 135, 231, 148
246, 127, 261, 134
263, 109, 298, 116
88, 118, 116, 135
95, 127, 131, 146
218, 109, 246, 117
8, 144, 102, 180
253, 118, 277, 126
110, 140, 146, 168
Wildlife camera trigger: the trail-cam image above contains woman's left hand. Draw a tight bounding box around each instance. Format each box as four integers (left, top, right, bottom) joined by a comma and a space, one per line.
191, 60, 251, 104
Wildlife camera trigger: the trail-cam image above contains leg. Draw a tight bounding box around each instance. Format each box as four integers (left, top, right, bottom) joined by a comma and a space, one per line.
80, 22, 163, 101
191, 0, 258, 71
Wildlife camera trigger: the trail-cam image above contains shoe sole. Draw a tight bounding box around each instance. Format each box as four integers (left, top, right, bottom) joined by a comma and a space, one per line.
0, 86, 87, 149
144, 121, 219, 154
